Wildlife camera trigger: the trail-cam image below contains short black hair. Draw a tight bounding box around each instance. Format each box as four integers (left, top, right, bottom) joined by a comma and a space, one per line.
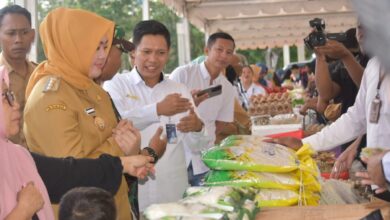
344, 28, 359, 49
59, 187, 116, 220
206, 32, 235, 49
0, 4, 31, 27
291, 64, 299, 70
133, 20, 170, 48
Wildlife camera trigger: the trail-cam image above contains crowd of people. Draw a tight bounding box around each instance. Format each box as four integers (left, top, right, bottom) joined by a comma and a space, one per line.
1, 1, 390, 220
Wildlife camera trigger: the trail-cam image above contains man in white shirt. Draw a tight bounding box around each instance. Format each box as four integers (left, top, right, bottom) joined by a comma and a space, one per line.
104, 20, 207, 211
351, 0, 390, 196
169, 32, 236, 186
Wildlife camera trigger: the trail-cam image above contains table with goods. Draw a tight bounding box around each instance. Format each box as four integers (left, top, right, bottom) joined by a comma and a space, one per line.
142, 91, 388, 219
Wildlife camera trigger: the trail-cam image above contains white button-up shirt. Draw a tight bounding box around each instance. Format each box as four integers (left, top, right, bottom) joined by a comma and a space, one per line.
303, 57, 390, 151
104, 68, 209, 211
243, 83, 267, 99
170, 62, 235, 173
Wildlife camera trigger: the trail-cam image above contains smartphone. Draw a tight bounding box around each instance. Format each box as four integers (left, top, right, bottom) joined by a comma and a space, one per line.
196, 84, 222, 98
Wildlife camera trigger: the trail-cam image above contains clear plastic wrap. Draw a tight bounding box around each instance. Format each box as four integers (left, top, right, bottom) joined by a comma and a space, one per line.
144, 186, 259, 220
203, 138, 318, 175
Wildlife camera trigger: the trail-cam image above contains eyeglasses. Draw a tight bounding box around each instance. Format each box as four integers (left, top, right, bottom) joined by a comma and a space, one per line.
2, 90, 16, 107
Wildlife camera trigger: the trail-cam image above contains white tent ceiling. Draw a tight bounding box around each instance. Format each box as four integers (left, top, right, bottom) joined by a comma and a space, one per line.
160, 0, 358, 49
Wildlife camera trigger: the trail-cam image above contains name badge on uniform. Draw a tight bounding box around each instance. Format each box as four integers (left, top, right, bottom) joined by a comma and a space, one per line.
166, 123, 177, 144
85, 107, 95, 115
85, 107, 105, 130
369, 97, 381, 124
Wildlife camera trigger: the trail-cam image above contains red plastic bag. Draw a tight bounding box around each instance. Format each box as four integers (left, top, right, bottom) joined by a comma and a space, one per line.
266, 129, 304, 139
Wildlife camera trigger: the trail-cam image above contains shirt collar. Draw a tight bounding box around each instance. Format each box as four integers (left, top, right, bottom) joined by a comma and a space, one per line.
0, 53, 36, 77
200, 61, 225, 85
200, 62, 211, 80
0, 53, 13, 73
129, 67, 143, 85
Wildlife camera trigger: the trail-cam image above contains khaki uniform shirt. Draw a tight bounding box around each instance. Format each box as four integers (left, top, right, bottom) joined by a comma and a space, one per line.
24, 75, 132, 220
0, 53, 36, 147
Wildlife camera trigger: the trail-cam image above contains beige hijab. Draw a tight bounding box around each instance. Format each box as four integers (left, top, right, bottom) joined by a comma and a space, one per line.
26, 7, 114, 98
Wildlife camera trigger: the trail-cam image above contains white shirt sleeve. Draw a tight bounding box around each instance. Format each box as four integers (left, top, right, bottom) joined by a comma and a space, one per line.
302, 69, 368, 151
216, 83, 235, 122
255, 84, 267, 95
103, 79, 159, 130
169, 67, 185, 84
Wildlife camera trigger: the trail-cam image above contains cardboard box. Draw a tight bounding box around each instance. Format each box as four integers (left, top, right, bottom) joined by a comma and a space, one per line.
256, 200, 390, 219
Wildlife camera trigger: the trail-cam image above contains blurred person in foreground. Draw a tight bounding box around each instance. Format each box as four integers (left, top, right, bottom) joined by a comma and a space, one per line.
59, 187, 116, 220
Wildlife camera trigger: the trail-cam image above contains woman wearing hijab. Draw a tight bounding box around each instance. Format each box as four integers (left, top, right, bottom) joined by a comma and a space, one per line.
0, 65, 155, 219
0, 66, 155, 220
23, 8, 159, 219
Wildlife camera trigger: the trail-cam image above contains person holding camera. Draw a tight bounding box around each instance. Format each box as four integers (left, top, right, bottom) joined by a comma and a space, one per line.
312, 26, 370, 175
314, 28, 368, 112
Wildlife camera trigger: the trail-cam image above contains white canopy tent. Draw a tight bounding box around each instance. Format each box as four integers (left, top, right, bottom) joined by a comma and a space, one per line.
11, 0, 358, 65
161, 0, 358, 49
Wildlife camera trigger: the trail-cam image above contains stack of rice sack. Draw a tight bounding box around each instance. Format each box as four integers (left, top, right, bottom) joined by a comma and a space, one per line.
202, 135, 321, 207
144, 186, 259, 219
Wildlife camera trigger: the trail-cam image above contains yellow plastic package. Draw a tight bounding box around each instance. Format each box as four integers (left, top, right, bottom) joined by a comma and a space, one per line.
203, 139, 318, 176
204, 170, 321, 192
255, 189, 319, 207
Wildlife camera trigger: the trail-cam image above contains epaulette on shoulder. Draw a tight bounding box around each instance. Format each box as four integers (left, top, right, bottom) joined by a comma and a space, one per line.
43, 76, 61, 93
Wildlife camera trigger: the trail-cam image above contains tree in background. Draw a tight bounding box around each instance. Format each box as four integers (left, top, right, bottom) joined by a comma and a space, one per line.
36, 0, 204, 73
4, 0, 310, 73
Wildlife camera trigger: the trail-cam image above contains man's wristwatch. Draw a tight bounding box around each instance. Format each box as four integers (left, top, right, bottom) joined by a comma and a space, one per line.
144, 147, 159, 163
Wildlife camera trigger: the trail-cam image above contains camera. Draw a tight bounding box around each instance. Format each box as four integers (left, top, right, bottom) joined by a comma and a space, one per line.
304, 18, 347, 50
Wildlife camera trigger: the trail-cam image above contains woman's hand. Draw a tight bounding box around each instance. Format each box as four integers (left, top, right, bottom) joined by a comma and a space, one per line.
13, 182, 44, 219
113, 120, 141, 156
120, 155, 155, 179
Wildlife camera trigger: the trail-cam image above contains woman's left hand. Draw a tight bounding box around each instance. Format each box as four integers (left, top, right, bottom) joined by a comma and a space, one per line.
113, 120, 141, 156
